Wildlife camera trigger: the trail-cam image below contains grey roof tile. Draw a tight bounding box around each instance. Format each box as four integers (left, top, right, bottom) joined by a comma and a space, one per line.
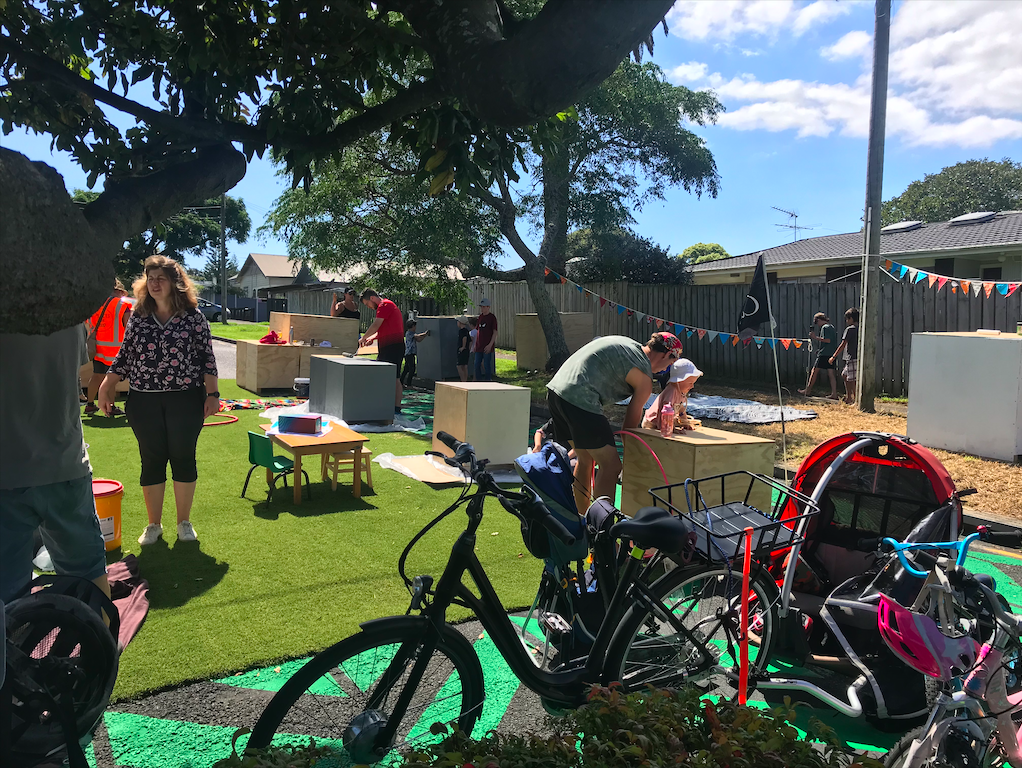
692, 211, 1022, 272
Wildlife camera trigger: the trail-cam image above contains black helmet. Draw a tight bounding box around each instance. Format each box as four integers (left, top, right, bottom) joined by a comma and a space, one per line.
4, 576, 119, 767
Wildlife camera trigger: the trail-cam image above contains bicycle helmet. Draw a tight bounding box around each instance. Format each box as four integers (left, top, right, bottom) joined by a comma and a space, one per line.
878, 592, 980, 681
4, 576, 119, 766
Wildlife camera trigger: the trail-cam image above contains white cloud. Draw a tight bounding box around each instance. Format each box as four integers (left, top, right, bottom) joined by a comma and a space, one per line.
666, 1, 1022, 149
667, 0, 855, 41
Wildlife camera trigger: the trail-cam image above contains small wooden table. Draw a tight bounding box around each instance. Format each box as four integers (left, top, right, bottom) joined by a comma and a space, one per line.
260, 422, 368, 503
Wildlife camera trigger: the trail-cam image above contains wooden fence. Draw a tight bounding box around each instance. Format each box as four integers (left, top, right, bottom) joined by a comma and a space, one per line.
464, 279, 1021, 396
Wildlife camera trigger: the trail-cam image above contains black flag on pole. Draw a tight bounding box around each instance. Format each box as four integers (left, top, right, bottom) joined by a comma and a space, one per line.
737, 254, 771, 340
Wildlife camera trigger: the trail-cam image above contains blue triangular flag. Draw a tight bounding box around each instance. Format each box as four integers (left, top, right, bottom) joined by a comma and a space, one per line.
617, 305, 625, 315
997, 283, 1009, 295
899, 264, 909, 279
914, 270, 927, 284
719, 333, 730, 346
767, 338, 777, 348
686, 329, 694, 338
576, 284, 584, 293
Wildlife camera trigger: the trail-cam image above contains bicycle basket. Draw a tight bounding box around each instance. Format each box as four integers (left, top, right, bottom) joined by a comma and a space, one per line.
649, 471, 819, 562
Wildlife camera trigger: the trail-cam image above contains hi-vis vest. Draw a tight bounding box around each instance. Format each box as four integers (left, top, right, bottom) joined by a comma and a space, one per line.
90, 297, 132, 365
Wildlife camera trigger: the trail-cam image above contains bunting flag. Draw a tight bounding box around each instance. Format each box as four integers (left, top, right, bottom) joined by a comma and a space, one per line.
707, 330, 718, 343
600, 297, 607, 307
928, 274, 938, 289
544, 267, 551, 277
793, 340, 803, 348
887, 260, 1019, 300
781, 338, 791, 350
972, 281, 983, 297
914, 270, 926, 284
576, 284, 584, 293
937, 276, 948, 291
1009, 283, 1020, 297
984, 282, 995, 298
960, 280, 970, 294
884, 259, 893, 271
698, 329, 707, 340
997, 283, 1010, 296
655, 318, 664, 329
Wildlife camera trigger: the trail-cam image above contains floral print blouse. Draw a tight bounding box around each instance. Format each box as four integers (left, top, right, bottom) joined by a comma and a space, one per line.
109, 308, 218, 392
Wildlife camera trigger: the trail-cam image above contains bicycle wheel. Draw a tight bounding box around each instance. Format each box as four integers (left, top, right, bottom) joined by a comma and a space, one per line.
606, 561, 779, 698
884, 724, 997, 768
249, 618, 484, 765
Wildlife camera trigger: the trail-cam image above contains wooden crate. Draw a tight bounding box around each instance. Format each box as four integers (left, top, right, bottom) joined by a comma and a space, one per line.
621, 426, 773, 517
268, 312, 359, 351
432, 382, 531, 466
79, 363, 128, 393
516, 312, 593, 370
236, 341, 347, 394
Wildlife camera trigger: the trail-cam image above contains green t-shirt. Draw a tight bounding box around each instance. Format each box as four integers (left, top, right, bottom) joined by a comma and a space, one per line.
547, 336, 652, 414
817, 323, 838, 359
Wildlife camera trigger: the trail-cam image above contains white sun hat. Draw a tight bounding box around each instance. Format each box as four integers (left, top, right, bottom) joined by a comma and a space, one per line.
668, 358, 703, 384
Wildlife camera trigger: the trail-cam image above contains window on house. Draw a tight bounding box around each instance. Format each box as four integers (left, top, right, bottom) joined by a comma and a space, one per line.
768, 272, 778, 284
982, 266, 1002, 281
933, 258, 955, 276
826, 265, 859, 282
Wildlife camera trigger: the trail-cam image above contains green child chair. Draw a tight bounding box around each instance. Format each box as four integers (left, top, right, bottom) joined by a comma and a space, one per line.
242, 431, 311, 503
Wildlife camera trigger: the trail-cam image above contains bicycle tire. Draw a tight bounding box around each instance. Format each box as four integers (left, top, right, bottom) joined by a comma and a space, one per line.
883, 724, 995, 768
605, 561, 780, 698
248, 617, 484, 765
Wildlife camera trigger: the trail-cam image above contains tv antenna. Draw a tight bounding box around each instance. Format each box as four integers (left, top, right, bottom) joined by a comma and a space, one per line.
772, 206, 815, 242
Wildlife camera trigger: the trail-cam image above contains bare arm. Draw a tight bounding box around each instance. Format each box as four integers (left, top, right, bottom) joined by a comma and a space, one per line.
830, 340, 847, 362
360, 317, 383, 345
623, 368, 653, 430
414, 330, 430, 341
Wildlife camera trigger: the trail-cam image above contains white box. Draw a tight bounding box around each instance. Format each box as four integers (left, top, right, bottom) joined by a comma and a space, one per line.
907, 332, 1022, 462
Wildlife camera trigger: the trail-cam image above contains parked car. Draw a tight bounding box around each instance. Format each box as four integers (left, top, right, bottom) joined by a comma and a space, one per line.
197, 298, 231, 322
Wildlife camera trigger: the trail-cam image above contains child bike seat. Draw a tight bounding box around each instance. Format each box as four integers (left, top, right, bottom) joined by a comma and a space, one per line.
611, 507, 696, 554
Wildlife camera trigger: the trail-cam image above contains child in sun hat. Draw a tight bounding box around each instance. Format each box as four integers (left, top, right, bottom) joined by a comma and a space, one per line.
642, 356, 704, 431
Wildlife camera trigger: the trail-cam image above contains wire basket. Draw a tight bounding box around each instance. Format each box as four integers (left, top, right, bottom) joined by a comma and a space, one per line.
648, 471, 819, 562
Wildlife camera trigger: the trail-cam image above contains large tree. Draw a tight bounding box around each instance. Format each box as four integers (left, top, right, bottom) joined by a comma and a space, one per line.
263, 136, 501, 310
881, 158, 1022, 225
679, 242, 730, 264
71, 192, 250, 286
565, 229, 689, 284
0, 0, 674, 335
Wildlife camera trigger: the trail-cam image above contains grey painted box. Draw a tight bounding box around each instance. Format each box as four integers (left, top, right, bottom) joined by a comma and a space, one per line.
414, 316, 462, 381
309, 355, 396, 423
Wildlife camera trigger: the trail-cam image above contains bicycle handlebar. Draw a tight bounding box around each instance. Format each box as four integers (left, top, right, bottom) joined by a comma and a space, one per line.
946, 564, 1021, 635
977, 526, 1022, 547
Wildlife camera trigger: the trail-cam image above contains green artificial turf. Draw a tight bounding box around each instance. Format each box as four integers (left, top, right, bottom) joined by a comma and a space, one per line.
84, 380, 541, 701
207, 322, 270, 341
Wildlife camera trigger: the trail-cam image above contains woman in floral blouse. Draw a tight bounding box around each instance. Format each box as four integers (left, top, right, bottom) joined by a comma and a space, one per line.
99, 255, 219, 546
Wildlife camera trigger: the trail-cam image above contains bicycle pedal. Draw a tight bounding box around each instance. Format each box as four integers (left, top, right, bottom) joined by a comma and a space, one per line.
538, 611, 573, 637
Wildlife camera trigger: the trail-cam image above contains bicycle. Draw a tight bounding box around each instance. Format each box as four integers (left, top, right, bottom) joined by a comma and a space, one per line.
248, 432, 810, 763
878, 529, 1022, 767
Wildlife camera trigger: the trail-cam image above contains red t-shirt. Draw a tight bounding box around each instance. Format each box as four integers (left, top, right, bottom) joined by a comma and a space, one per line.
475, 312, 497, 352
374, 299, 404, 348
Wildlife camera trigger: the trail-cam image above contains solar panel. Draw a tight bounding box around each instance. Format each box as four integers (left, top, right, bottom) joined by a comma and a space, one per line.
880, 220, 923, 233
948, 211, 997, 225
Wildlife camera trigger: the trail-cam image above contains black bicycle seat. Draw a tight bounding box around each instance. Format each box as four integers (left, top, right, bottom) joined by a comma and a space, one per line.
611, 506, 694, 552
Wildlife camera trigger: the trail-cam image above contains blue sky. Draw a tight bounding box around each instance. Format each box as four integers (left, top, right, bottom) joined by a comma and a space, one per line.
4, 1, 1020, 272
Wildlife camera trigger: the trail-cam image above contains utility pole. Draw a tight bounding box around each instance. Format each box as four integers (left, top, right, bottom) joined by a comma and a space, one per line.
857, 0, 891, 413
220, 193, 229, 325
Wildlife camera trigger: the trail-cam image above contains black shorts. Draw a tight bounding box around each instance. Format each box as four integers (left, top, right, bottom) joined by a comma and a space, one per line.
378, 342, 404, 366
814, 356, 835, 370
547, 390, 616, 451
457, 350, 470, 366
92, 360, 111, 374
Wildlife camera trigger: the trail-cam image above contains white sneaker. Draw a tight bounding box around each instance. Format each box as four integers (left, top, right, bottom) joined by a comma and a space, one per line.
177, 520, 198, 542
138, 524, 163, 546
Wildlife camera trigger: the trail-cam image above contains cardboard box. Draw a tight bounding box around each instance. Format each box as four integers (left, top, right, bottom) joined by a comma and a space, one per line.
432, 382, 531, 465
516, 312, 593, 370
268, 312, 359, 351
308, 355, 397, 423
621, 426, 773, 516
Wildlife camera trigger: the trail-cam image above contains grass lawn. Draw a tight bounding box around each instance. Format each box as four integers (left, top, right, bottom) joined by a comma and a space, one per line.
207, 322, 270, 341
87, 380, 542, 701
494, 354, 550, 403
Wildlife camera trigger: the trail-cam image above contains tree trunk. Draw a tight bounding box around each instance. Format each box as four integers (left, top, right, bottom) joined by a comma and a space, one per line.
523, 257, 569, 371
542, 144, 570, 274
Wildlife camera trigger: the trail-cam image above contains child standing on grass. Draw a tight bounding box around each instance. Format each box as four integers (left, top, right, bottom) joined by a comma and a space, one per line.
467, 317, 479, 381
401, 320, 429, 387
829, 307, 859, 404
456, 316, 471, 382
798, 312, 839, 400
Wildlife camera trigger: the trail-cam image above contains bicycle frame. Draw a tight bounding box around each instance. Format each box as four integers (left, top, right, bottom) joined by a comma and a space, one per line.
373, 487, 716, 748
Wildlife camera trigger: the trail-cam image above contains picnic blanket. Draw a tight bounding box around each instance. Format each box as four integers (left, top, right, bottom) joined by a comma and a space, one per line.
622, 393, 816, 425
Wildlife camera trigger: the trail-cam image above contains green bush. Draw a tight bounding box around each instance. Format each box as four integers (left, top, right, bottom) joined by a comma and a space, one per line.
401, 685, 881, 768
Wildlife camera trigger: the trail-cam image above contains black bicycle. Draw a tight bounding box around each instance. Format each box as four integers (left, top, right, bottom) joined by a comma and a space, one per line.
248, 432, 758, 763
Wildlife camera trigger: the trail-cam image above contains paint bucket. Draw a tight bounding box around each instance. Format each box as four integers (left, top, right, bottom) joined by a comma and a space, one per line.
93, 478, 123, 551
293, 377, 310, 398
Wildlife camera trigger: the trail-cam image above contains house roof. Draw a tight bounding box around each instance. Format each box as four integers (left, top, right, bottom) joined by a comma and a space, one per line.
692, 211, 1022, 273
239, 253, 302, 279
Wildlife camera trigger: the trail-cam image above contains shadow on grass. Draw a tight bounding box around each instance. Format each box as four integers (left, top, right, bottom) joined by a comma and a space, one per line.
83, 414, 133, 430
248, 480, 379, 521
137, 538, 229, 609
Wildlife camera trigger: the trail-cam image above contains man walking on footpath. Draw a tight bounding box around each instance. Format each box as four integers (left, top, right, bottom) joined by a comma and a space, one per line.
473, 298, 498, 381
359, 289, 407, 414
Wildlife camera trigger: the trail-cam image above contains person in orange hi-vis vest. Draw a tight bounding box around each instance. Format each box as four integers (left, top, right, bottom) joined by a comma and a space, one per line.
84, 279, 133, 416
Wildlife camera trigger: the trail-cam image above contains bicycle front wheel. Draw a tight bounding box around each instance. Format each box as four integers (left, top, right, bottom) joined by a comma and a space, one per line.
606, 561, 779, 698
249, 618, 484, 765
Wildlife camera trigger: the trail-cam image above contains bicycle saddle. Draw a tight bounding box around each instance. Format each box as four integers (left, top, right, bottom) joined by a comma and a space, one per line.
611, 506, 695, 553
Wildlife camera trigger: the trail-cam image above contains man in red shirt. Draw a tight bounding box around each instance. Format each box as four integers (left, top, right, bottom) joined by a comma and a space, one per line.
474, 297, 498, 381
359, 289, 406, 413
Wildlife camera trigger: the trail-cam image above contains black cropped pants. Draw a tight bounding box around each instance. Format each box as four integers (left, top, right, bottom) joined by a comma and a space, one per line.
126, 388, 205, 486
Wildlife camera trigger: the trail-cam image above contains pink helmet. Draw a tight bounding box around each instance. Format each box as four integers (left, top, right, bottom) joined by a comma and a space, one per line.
878, 594, 981, 681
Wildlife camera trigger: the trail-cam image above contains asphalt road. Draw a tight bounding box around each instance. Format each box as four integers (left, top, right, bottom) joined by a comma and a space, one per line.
212, 339, 236, 380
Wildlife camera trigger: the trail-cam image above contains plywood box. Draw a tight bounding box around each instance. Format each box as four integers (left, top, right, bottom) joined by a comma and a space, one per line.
621, 426, 773, 517
432, 382, 531, 466
268, 312, 359, 351
236, 340, 347, 394
80, 363, 129, 394
308, 355, 397, 423
907, 332, 1022, 462
415, 316, 462, 381
516, 313, 593, 370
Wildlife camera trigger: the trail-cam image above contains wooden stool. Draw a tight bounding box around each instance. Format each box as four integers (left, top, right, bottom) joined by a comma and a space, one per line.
321, 447, 373, 497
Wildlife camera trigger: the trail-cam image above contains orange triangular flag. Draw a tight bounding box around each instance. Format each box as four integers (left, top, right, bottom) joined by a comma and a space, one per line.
984, 282, 995, 298
697, 329, 706, 339
884, 259, 893, 271
655, 318, 664, 329
731, 335, 739, 346
951, 282, 957, 294
959, 280, 970, 294
928, 274, 938, 288
560, 276, 567, 285
781, 338, 792, 350
793, 340, 803, 348
544, 267, 551, 276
